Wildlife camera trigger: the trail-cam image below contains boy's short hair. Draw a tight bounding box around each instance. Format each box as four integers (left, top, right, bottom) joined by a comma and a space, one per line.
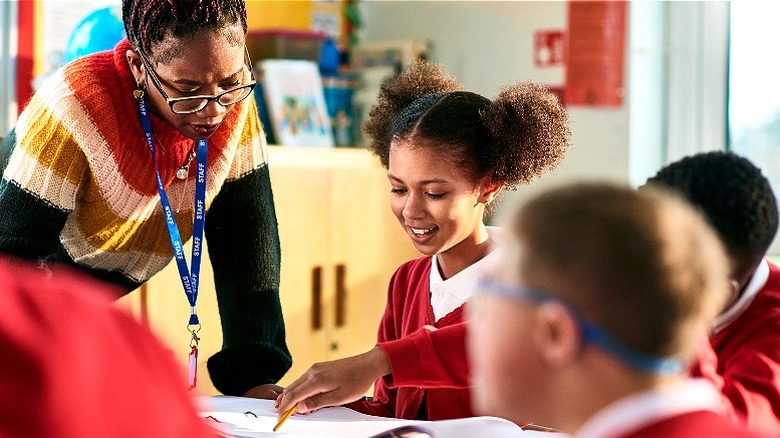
645, 151, 779, 263
510, 182, 731, 361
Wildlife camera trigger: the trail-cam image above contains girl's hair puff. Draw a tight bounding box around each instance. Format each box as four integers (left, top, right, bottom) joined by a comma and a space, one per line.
122, 0, 247, 60
363, 61, 464, 168
364, 61, 571, 190
482, 82, 571, 188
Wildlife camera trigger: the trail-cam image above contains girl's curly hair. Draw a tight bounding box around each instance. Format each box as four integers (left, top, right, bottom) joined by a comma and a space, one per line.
364, 61, 572, 189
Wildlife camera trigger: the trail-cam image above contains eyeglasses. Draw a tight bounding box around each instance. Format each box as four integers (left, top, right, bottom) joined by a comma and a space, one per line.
475, 277, 686, 374
138, 46, 256, 114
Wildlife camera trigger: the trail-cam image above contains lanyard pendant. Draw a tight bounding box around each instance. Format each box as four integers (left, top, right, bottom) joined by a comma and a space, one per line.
188, 329, 200, 390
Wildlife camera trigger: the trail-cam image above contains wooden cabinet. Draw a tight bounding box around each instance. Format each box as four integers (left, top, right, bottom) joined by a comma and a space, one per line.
117, 146, 418, 395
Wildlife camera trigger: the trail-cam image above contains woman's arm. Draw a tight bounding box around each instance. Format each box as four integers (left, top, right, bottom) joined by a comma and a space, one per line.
0, 128, 78, 262
204, 163, 292, 396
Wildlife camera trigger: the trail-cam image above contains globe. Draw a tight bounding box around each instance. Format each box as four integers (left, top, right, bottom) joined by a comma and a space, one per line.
62, 6, 125, 64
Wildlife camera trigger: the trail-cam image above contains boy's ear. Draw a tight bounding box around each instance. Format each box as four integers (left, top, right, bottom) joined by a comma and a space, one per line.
725, 279, 740, 309
477, 178, 503, 205
533, 302, 581, 368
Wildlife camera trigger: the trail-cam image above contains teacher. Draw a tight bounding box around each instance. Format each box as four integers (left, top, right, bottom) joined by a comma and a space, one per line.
0, 0, 290, 398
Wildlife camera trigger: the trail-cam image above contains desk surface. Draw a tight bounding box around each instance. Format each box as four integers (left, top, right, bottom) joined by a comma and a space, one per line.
195, 396, 568, 438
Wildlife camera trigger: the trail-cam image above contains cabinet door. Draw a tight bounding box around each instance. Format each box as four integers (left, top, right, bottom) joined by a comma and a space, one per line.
268, 148, 333, 385
326, 152, 417, 359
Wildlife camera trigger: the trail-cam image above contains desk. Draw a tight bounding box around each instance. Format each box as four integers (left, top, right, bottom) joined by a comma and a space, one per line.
195, 396, 568, 438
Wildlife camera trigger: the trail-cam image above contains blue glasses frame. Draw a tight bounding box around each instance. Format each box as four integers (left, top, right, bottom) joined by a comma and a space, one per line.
476, 277, 685, 374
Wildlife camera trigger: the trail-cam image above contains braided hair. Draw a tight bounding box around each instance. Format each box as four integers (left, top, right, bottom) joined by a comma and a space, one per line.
363, 61, 572, 189
122, 0, 247, 62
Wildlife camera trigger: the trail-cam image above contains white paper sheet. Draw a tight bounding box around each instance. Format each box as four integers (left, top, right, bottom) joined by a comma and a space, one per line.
195, 396, 567, 438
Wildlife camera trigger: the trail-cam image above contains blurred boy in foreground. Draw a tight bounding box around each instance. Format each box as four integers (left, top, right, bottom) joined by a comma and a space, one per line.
468, 182, 762, 437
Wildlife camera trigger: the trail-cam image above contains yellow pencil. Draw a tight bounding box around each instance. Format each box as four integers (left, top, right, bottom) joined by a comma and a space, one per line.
273, 405, 297, 432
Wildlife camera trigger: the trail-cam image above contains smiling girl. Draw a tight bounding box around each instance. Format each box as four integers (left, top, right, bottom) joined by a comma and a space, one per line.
276, 61, 571, 420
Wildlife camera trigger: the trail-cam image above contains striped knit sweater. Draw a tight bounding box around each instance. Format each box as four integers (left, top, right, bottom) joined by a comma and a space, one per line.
0, 39, 291, 396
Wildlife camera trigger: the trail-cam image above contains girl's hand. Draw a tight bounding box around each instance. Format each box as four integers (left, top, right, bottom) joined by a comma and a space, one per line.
275, 346, 390, 417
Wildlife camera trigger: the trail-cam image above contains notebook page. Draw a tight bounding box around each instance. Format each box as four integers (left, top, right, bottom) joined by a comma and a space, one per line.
194, 396, 564, 438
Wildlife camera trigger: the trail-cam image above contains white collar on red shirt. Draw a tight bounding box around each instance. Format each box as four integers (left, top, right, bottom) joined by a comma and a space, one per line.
429, 227, 501, 322
574, 378, 723, 438
712, 258, 770, 334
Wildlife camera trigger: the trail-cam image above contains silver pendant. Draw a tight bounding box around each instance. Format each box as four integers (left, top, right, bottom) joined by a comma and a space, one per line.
176, 166, 189, 180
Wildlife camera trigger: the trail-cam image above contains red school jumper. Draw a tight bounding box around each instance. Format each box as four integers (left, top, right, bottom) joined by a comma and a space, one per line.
608, 410, 763, 438
346, 256, 473, 420
575, 380, 762, 438
694, 258, 780, 435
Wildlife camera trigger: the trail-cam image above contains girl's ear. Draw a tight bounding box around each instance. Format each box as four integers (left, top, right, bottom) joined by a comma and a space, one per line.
126, 49, 145, 87
533, 301, 582, 368
477, 177, 503, 205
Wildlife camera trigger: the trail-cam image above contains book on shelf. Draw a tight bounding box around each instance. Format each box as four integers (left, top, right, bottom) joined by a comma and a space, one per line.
256, 59, 335, 147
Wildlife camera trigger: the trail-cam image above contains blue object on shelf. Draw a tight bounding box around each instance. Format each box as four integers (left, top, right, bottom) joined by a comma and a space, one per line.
322, 74, 355, 146
63, 6, 125, 63
319, 38, 340, 76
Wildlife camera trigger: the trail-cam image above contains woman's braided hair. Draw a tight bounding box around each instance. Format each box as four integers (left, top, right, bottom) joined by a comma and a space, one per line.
122, 0, 247, 61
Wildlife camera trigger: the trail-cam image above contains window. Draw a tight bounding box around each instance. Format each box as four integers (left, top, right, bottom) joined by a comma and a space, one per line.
728, 2, 780, 254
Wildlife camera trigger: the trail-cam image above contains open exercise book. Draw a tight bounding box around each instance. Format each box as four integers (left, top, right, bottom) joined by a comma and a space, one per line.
196, 396, 568, 438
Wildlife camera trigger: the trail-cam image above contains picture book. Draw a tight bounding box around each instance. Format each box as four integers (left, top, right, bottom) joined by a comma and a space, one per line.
257, 59, 334, 147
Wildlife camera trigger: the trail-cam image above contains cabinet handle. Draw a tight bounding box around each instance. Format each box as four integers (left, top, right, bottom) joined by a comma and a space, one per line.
335, 264, 347, 327
311, 266, 323, 330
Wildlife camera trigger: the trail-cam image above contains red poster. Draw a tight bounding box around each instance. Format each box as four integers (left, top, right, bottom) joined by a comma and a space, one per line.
564, 1, 627, 107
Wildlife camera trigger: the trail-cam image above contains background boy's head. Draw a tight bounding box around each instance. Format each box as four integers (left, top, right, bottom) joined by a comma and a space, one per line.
467, 182, 730, 431
644, 151, 778, 291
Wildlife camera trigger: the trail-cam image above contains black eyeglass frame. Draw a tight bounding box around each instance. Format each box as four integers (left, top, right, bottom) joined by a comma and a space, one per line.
137, 46, 256, 115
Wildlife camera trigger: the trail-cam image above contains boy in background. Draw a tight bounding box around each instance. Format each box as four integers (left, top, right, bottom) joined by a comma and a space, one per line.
468, 182, 761, 437
645, 151, 780, 435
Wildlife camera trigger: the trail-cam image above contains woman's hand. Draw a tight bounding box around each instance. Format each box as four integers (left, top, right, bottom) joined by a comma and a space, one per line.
275, 346, 391, 416
243, 383, 285, 400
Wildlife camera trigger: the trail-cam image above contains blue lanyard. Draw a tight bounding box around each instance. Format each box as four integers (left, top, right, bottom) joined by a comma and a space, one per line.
135, 97, 207, 328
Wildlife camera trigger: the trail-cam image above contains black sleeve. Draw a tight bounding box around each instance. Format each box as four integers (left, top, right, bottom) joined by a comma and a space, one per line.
204, 163, 292, 395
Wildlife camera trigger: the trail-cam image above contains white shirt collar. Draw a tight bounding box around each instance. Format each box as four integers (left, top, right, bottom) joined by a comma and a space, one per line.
429, 227, 500, 322
713, 258, 770, 334
575, 379, 723, 438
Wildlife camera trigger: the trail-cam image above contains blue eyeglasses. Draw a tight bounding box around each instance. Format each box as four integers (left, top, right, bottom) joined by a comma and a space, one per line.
476, 277, 686, 374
